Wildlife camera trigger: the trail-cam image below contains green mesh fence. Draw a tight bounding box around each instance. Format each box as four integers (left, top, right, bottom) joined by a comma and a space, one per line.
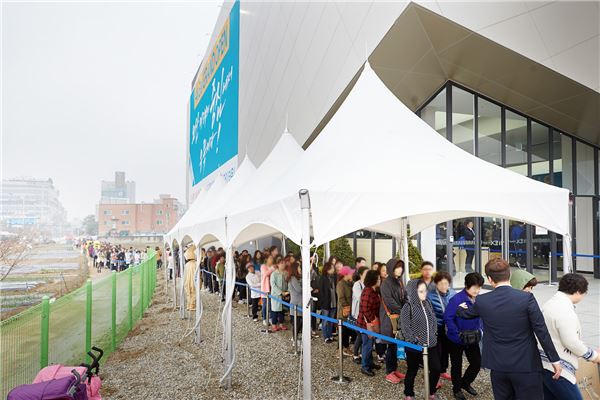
0, 304, 42, 397
0, 252, 157, 398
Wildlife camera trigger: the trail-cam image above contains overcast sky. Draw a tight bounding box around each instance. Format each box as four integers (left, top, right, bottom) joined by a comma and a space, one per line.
2, 1, 220, 221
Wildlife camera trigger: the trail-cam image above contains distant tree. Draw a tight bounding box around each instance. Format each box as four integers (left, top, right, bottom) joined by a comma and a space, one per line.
81, 215, 98, 236
329, 237, 354, 266
0, 237, 32, 281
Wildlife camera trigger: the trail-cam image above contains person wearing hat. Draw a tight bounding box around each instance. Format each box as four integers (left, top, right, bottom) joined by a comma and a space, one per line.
510, 269, 538, 292
337, 266, 356, 357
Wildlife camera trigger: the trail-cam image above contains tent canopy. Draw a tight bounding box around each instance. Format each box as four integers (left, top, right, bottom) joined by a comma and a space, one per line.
171, 61, 570, 270
225, 62, 570, 249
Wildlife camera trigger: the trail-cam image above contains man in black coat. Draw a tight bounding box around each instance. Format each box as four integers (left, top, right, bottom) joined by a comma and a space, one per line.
457, 258, 561, 399
463, 220, 475, 273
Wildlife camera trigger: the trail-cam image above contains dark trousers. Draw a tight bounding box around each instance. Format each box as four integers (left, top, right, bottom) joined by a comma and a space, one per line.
261, 297, 270, 321
341, 325, 356, 349
271, 310, 284, 325
490, 370, 543, 400
293, 313, 302, 335
465, 250, 474, 272
376, 342, 386, 357
448, 340, 481, 393
236, 279, 246, 300
437, 325, 450, 373
353, 331, 362, 356
385, 343, 398, 374
542, 369, 583, 400
404, 345, 442, 397
250, 298, 260, 319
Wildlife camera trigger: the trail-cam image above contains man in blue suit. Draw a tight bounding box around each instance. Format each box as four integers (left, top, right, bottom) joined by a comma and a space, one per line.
456, 258, 561, 399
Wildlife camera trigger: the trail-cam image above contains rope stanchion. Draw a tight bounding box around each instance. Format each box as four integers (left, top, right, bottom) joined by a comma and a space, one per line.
331, 319, 351, 384
246, 285, 251, 318
423, 346, 430, 398
288, 306, 300, 356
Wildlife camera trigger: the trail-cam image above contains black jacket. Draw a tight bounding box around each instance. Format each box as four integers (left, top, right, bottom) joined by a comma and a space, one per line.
318, 274, 337, 310
457, 285, 559, 373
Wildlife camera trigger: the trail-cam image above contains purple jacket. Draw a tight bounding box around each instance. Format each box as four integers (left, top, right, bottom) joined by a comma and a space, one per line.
444, 289, 483, 345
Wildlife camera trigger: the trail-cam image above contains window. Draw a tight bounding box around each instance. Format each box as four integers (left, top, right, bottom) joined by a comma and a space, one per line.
477, 97, 502, 165
505, 111, 528, 175
121, 210, 129, 215
122, 220, 129, 225
531, 122, 550, 183
157, 210, 163, 215
553, 131, 573, 191
420, 88, 447, 138
103, 210, 111, 215
156, 220, 162, 225
104, 221, 108, 225
451, 87, 474, 154
576, 141, 595, 195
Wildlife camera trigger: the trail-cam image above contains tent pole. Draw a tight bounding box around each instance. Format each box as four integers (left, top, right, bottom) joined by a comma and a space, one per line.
299, 189, 312, 400
563, 233, 573, 274
324, 241, 330, 261
282, 234, 287, 255
222, 244, 234, 388
173, 242, 178, 310
195, 245, 202, 344
180, 246, 186, 319
400, 219, 409, 285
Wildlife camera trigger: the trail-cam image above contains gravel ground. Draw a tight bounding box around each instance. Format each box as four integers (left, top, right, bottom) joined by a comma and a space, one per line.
101, 276, 495, 399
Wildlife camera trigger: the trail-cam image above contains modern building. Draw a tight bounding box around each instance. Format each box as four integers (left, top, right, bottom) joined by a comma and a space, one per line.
0, 178, 68, 238
97, 194, 179, 238
189, 1, 599, 283
100, 171, 136, 204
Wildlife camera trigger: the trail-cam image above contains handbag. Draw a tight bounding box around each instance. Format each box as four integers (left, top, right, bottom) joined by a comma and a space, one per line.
365, 317, 380, 337
382, 301, 400, 335
342, 305, 351, 318
459, 329, 482, 345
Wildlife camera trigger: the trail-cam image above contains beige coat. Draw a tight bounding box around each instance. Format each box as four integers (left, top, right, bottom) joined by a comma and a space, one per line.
183, 245, 198, 311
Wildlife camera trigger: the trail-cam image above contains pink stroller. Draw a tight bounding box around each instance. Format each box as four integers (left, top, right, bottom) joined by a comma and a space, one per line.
8, 347, 103, 400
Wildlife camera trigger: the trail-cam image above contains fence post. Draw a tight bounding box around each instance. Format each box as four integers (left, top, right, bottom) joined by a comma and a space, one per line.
331, 319, 351, 383
85, 279, 92, 364
111, 270, 117, 352
40, 295, 50, 369
140, 262, 145, 316
128, 266, 133, 331
423, 346, 430, 398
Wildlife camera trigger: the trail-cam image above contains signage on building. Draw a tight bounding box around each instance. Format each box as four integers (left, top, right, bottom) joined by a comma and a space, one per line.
188, 1, 239, 202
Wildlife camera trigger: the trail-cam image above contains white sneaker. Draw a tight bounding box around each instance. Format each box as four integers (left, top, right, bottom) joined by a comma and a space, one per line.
262, 320, 268, 326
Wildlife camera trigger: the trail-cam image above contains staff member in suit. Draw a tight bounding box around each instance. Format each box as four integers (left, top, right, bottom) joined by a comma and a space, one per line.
463, 220, 476, 273
456, 258, 561, 400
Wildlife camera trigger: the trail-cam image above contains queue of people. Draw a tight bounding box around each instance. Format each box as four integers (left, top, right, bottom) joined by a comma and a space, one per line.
80, 240, 162, 273
190, 243, 598, 400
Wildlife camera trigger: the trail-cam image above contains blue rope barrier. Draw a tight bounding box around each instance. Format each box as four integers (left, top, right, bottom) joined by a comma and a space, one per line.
341, 321, 423, 352
198, 269, 426, 353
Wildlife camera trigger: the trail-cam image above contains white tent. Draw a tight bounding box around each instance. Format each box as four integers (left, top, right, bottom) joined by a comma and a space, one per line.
226, 62, 572, 260
168, 61, 573, 398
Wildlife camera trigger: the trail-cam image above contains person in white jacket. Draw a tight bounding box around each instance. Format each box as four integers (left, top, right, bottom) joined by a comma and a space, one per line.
351, 266, 370, 364
245, 264, 261, 321
540, 273, 600, 400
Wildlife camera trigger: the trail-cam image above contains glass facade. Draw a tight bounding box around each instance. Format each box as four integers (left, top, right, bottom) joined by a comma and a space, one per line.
345, 81, 599, 282
418, 82, 599, 283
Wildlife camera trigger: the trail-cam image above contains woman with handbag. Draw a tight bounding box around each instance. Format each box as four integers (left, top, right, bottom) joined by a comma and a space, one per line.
443, 272, 484, 400
400, 280, 441, 400
336, 266, 356, 357
357, 270, 382, 377
379, 258, 408, 384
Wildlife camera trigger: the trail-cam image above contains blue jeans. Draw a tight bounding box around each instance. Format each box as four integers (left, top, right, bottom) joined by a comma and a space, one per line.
361, 333, 374, 370
542, 369, 583, 400
271, 311, 284, 325
261, 297, 270, 321
321, 308, 337, 339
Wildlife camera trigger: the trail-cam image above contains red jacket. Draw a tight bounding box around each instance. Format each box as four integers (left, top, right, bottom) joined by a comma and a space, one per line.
358, 286, 381, 329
